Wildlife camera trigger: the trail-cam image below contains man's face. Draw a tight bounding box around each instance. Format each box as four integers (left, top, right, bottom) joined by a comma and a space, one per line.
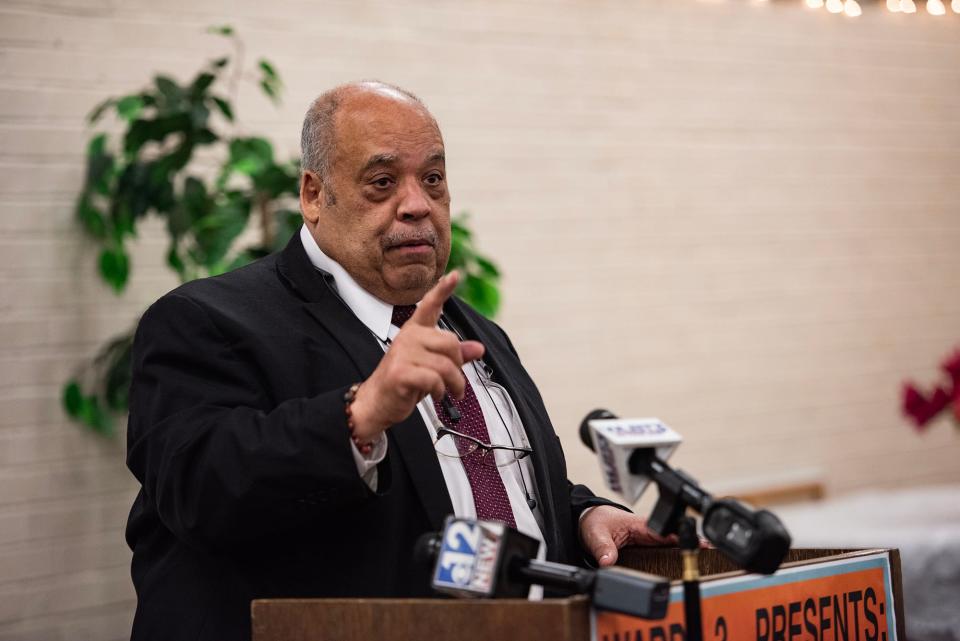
301, 91, 451, 305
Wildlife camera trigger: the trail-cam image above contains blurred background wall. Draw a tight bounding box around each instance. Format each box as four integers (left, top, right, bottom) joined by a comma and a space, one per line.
1, 0, 958, 639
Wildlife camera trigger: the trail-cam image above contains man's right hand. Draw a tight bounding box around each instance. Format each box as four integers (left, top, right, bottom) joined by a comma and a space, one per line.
349, 271, 485, 442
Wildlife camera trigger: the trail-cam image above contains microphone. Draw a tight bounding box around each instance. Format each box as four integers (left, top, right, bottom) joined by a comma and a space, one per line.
414, 516, 538, 599
579, 409, 791, 575
416, 516, 670, 619
578, 409, 683, 505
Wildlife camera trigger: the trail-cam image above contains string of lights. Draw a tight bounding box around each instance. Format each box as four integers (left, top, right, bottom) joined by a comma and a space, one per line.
766, 0, 960, 16
753, 0, 960, 18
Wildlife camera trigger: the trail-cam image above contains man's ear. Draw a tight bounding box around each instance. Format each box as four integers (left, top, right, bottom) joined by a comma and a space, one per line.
300, 171, 324, 225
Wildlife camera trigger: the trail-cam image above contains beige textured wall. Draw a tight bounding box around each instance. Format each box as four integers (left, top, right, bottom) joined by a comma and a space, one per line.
1, 1, 959, 638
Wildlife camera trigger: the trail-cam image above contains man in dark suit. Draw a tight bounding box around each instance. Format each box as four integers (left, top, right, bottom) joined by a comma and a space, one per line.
125, 81, 671, 641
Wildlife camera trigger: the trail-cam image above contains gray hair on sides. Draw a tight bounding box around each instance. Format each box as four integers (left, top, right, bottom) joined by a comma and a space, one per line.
299, 81, 431, 181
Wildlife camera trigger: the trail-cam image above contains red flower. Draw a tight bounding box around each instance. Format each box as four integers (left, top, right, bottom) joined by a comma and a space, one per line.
903, 383, 924, 416
902, 383, 952, 430
901, 346, 960, 433
902, 383, 932, 429
929, 386, 951, 415
941, 348, 960, 386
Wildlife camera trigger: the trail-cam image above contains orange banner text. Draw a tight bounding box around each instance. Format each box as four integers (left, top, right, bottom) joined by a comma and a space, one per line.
593, 553, 897, 641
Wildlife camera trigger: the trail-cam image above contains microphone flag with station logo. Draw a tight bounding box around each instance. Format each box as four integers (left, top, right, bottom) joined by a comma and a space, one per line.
581, 410, 683, 504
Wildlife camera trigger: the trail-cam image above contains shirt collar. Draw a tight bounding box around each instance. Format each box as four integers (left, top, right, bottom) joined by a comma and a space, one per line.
299, 225, 396, 341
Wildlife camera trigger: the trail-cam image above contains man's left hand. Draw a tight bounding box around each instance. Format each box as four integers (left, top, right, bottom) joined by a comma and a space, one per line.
579, 505, 678, 567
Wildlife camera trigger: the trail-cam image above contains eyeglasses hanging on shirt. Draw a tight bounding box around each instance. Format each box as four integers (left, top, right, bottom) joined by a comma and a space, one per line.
432, 313, 539, 510
434, 426, 533, 468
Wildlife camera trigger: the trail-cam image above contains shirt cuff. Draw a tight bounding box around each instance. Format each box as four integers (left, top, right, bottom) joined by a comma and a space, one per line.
351, 432, 388, 491
579, 505, 598, 525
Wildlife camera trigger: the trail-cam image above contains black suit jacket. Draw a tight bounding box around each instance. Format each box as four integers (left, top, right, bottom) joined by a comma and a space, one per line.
125, 235, 615, 641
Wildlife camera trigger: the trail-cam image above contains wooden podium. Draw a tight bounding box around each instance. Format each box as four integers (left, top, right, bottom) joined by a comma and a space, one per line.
251, 548, 905, 641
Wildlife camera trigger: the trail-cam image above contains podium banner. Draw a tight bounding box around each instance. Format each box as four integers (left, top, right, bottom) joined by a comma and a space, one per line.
592, 550, 898, 641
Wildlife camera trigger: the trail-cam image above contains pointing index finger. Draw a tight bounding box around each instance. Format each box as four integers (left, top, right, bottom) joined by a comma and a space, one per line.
410, 271, 459, 327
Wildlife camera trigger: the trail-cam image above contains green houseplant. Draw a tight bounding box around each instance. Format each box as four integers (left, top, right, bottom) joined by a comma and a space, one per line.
64, 27, 502, 435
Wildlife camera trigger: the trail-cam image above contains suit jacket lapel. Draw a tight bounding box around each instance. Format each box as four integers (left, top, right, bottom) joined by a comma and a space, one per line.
276, 236, 454, 531
444, 298, 563, 556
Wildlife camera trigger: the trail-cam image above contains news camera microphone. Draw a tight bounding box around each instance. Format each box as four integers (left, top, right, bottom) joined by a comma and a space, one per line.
579, 409, 791, 575
578, 409, 684, 505
416, 516, 670, 619
414, 516, 538, 598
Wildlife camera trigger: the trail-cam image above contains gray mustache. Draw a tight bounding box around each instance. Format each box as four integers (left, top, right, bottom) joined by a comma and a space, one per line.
382, 230, 438, 249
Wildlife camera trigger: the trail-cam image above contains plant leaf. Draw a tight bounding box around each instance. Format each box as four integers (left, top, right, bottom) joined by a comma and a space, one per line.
166, 201, 191, 237
259, 79, 278, 104
82, 395, 114, 436
190, 103, 210, 130
104, 335, 133, 411
153, 141, 194, 177
271, 209, 303, 251
77, 197, 107, 239
451, 217, 473, 240
124, 112, 192, 155
212, 96, 234, 122
475, 255, 500, 279
116, 95, 145, 121
190, 72, 216, 98
252, 163, 298, 197
87, 133, 108, 157
195, 128, 218, 145
461, 273, 500, 318
84, 135, 114, 195
63, 381, 83, 417
190, 191, 251, 267
447, 238, 467, 271
88, 98, 115, 124
182, 176, 209, 220
208, 24, 234, 36
228, 137, 274, 175
153, 75, 183, 110
98, 247, 130, 292
64, 381, 114, 436
258, 59, 278, 80
113, 162, 154, 221
166, 245, 186, 278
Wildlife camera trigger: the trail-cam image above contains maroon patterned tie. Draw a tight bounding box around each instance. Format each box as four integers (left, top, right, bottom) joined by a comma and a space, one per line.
391, 305, 517, 528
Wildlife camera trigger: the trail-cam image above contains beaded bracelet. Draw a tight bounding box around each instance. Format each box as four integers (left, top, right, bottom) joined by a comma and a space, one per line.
343, 382, 374, 455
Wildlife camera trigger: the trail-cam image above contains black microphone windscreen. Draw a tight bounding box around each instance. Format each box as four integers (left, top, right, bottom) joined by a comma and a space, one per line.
746, 510, 792, 575
579, 408, 617, 451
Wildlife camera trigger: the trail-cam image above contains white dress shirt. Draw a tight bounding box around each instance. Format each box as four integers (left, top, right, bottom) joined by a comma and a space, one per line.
299, 227, 548, 591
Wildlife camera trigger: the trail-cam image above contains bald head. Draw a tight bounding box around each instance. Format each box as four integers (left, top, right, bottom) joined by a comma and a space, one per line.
300, 81, 438, 181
